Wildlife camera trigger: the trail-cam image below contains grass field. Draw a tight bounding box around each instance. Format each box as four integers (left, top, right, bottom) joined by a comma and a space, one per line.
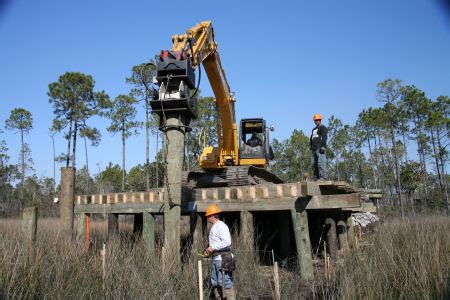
0, 215, 448, 299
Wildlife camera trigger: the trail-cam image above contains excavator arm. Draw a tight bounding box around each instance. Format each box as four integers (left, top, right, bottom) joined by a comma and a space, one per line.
170, 21, 239, 168
151, 21, 283, 188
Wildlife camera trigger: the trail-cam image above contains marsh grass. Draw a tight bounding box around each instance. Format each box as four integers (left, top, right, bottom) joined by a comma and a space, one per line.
0, 215, 448, 299
334, 216, 449, 299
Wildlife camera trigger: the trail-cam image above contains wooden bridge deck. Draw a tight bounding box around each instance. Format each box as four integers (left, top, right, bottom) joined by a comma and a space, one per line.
74, 181, 375, 214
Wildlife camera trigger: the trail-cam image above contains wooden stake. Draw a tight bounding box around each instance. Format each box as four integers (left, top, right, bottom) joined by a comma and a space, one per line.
273, 261, 281, 300
324, 241, 328, 281
198, 260, 203, 300
101, 243, 106, 290
326, 256, 331, 280
85, 213, 91, 253
221, 269, 225, 299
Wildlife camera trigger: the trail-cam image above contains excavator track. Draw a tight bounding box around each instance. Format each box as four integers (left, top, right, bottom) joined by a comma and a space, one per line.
182, 166, 283, 189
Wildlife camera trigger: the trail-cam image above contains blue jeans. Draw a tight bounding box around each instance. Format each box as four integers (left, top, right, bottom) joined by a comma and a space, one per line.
211, 259, 233, 289
312, 149, 327, 180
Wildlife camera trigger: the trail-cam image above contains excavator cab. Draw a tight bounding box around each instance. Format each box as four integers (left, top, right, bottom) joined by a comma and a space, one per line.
239, 118, 274, 165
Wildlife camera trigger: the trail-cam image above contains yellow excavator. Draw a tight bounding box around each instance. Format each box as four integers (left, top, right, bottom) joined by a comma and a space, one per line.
151, 20, 283, 188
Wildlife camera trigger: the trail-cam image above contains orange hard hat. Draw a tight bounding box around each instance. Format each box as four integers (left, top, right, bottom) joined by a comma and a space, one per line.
205, 204, 222, 217
313, 114, 322, 121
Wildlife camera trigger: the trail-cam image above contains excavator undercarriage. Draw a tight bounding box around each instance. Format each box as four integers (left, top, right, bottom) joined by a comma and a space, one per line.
182, 166, 284, 189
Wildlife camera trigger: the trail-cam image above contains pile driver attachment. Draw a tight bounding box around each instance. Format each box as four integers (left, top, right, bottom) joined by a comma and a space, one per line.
150, 50, 197, 128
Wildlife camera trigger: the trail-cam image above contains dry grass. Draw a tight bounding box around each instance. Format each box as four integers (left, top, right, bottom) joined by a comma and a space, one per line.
0, 215, 448, 299
334, 216, 449, 299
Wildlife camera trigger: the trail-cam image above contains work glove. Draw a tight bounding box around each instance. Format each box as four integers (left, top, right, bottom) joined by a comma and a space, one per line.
202, 249, 211, 258
319, 147, 326, 154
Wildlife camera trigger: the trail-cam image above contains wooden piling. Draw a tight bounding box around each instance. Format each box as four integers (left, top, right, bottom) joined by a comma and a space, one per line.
108, 213, 119, 239
190, 213, 204, 256
240, 210, 254, 249
60, 167, 75, 237
346, 213, 355, 249
75, 213, 86, 242
22, 207, 37, 248
143, 212, 155, 253
291, 209, 314, 280
325, 217, 338, 260
162, 115, 186, 267
337, 213, 349, 251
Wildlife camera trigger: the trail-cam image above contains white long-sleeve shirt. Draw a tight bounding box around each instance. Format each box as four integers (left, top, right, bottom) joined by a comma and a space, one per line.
209, 220, 231, 261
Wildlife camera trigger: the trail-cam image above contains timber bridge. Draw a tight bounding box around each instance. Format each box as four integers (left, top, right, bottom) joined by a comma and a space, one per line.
69, 173, 380, 280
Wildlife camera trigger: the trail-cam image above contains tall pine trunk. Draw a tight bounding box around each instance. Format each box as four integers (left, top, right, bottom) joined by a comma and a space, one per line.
156, 131, 159, 188
66, 120, 72, 167
145, 97, 150, 190
436, 127, 447, 182
389, 121, 404, 218
376, 135, 387, 190
72, 121, 78, 168
414, 118, 427, 175
402, 132, 408, 162
20, 129, 24, 210
430, 128, 443, 190
122, 123, 126, 192
436, 127, 448, 206
52, 134, 56, 197
84, 136, 90, 194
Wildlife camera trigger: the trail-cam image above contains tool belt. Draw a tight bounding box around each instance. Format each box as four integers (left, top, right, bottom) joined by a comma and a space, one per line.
212, 247, 231, 257
213, 247, 235, 272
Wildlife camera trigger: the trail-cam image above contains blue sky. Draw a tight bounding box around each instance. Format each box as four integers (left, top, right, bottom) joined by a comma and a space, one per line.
1, 0, 449, 181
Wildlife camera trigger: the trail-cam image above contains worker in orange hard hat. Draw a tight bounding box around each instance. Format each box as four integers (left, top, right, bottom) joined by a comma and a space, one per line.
310, 114, 328, 180
204, 204, 235, 299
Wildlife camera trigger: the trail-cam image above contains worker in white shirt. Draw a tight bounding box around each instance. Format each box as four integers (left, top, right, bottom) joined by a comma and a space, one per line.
205, 204, 235, 300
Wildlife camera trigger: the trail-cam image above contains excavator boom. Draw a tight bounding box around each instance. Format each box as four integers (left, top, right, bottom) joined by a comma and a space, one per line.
171, 21, 238, 167
151, 21, 283, 188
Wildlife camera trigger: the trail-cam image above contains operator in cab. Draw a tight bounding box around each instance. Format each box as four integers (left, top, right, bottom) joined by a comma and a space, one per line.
246, 132, 262, 147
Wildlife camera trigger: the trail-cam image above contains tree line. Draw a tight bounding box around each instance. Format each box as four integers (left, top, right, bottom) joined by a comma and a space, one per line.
0, 74, 448, 216
270, 79, 448, 215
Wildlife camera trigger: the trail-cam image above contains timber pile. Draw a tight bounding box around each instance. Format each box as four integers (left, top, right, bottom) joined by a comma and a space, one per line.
352, 212, 380, 227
